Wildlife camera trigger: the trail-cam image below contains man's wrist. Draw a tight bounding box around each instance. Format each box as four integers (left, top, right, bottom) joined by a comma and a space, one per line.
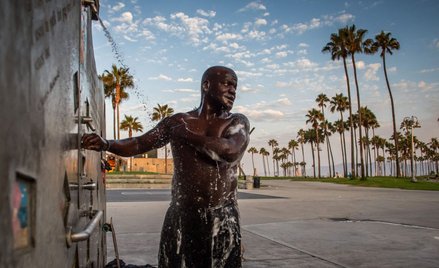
102, 139, 111, 151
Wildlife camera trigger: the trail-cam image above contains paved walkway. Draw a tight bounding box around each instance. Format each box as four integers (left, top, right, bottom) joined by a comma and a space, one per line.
106, 180, 439, 267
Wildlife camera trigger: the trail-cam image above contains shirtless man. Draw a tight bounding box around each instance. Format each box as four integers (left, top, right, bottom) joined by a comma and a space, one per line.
82, 66, 250, 267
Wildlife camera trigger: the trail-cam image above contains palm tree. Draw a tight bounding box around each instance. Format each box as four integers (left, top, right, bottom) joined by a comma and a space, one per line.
316, 93, 332, 177
345, 24, 372, 179
151, 103, 174, 174
330, 93, 349, 176
120, 115, 143, 138
101, 64, 134, 140
323, 28, 356, 178
369, 31, 401, 177
297, 129, 307, 176
304, 129, 317, 178
248, 147, 258, 176
259, 148, 269, 176
429, 138, 439, 174
268, 139, 279, 176
120, 115, 144, 171
288, 139, 299, 176
306, 109, 324, 178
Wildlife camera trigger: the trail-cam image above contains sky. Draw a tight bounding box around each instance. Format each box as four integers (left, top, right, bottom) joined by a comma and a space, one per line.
92, 0, 439, 175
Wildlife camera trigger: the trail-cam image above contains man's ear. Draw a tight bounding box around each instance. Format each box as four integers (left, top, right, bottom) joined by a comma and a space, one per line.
202, 80, 209, 93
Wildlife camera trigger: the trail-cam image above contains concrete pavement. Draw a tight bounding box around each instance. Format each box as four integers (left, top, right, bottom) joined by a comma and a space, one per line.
106, 180, 439, 267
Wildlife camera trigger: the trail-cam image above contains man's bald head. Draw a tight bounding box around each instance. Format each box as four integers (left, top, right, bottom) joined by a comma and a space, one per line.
201, 66, 237, 86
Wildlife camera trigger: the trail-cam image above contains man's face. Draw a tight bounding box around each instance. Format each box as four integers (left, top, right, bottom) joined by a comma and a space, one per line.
206, 68, 238, 111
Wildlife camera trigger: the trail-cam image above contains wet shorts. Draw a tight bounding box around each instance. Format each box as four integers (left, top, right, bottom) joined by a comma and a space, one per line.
158, 201, 241, 268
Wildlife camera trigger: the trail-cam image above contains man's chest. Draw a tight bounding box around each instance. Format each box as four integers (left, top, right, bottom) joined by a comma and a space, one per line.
185, 117, 234, 137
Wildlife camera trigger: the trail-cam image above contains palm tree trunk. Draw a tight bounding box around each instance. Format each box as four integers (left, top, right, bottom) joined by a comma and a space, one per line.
113, 105, 117, 140
301, 142, 306, 176
339, 132, 346, 177
315, 127, 321, 178
265, 155, 270, 176
326, 136, 332, 177
251, 153, 255, 176
310, 141, 316, 178
262, 155, 267, 176
352, 54, 366, 179
382, 55, 400, 177
343, 58, 356, 178
328, 136, 336, 177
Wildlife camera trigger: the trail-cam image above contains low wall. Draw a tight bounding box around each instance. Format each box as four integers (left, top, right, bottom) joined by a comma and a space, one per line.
105, 174, 172, 189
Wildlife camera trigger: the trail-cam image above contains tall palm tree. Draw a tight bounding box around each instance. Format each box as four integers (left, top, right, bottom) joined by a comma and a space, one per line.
306, 109, 324, 178
369, 31, 401, 177
345, 24, 372, 179
330, 93, 349, 176
304, 129, 317, 178
120, 115, 143, 138
323, 28, 356, 178
316, 93, 332, 177
321, 120, 336, 177
120, 115, 144, 171
259, 148, 268, 176
101, 64, 134, 140
151, 103, 174, 174
288, 139, 299, 176
297, 129, 307, 176
428, 138, 439, 174
248, 147, 258, 176
268, 139, 279, 176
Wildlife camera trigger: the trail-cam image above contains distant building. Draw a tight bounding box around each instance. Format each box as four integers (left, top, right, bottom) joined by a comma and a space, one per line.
106, 151, 173, 174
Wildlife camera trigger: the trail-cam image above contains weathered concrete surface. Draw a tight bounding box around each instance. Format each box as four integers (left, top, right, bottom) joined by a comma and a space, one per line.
106, 180, 439, 267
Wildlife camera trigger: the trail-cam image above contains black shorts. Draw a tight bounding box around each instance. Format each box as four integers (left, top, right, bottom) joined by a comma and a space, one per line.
158, 201, 241, 268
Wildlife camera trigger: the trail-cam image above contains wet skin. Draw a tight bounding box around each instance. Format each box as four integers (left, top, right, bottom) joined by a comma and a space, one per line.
81, 66, 250, 208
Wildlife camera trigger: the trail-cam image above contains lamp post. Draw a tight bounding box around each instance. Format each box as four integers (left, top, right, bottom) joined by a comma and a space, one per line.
403, 116, 420, 182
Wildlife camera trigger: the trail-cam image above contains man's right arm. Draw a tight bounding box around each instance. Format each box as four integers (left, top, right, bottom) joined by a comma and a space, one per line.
81, 116, 173, 157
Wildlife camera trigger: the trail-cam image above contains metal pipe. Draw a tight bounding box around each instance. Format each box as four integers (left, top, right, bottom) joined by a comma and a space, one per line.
69, 210, 103, 243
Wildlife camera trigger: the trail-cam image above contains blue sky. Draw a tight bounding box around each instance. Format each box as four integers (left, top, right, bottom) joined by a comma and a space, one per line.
93, 0, 439, 175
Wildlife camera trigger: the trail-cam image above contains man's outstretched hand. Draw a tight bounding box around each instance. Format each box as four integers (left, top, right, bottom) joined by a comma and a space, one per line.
81, 133, 109, 151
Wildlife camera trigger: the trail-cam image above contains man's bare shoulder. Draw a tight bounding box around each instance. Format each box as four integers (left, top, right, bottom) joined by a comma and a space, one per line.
229, 113, 250, 126
224, 113, 250, 137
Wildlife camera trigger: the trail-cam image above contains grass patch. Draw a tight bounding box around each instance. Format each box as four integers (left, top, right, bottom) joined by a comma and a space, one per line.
108, 171, 159, 175
258, 176, 439, 191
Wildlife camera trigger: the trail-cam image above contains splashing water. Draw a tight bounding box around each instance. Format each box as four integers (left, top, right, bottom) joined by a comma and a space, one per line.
97, 17, 150, 115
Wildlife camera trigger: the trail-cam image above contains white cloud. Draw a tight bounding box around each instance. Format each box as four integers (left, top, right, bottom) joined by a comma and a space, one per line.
298, 43, 309, 48
234, 106, 284, 121
255, 18, 268, 26
144, 13, 211, 46
111, 2, 125, 12
436, 39, 439, 48
356, 61, 366, 69
239, 2, 267, 12
196, 9, 216, 17
149, 74, 172, 81
275, 51, 288, 58
123, 35, 137, 42
335, 13, 355, 24
139, 29, 155, 41
177, 78, 194, 82
281, 12, 354, 35
216, 33, 243, 41
419, 67, 439, 73
276, 97, 292, 106
364, 63, 381, 81
247, 30, 267, 40
114, 11, 133, 23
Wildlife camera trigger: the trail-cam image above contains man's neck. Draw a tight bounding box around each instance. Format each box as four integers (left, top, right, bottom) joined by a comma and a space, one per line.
197, 101, 229, 120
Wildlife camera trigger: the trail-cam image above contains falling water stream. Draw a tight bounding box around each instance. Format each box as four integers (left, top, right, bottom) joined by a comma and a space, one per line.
97, 17, 150, 115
